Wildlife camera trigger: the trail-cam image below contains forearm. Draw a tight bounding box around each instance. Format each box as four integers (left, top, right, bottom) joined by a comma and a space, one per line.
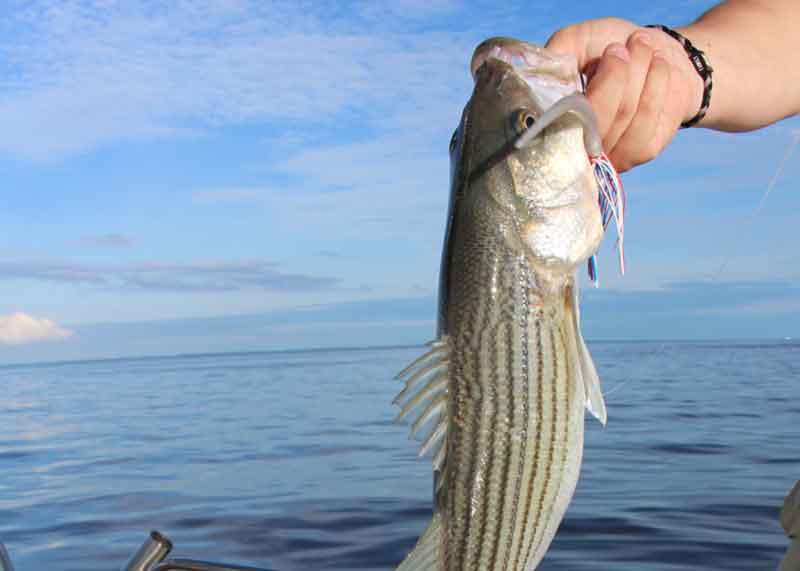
677, 0, 800, 131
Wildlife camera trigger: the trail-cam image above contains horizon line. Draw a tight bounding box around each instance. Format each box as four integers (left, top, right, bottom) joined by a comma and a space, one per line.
1, 337, 796, 370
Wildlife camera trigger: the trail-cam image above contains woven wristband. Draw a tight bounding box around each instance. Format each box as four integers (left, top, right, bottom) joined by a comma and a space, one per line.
646, 24, 713, 128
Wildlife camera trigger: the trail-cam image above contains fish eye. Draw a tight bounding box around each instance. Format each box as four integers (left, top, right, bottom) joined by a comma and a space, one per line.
513, 109, 536, 134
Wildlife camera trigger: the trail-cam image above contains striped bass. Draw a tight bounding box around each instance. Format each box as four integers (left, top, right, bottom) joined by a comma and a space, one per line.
394, 37, 610, 571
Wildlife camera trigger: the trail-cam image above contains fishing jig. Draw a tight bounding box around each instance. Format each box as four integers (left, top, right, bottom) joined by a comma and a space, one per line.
588, 152, 626, 286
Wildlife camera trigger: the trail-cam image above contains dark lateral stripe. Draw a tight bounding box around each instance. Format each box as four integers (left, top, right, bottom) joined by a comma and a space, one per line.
473, 314, 499, 567
511, 317, 543, 571
472, 328, 499, 567
480, 321, 511, 569
453, 355, 474, 569
457, 290, 492, 569
524, 323, 562, 566
473, 292, 495, 567
524, 322, 556, 567
487, 318, 515, 570
500, 284, 529, 571
449, 352, 473, 570
547, 327, 574, 543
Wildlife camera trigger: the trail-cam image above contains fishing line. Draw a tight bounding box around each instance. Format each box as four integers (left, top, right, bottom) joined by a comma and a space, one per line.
603, 131, 799, 405
600, 342, 667, 399
711, 131, 799, 281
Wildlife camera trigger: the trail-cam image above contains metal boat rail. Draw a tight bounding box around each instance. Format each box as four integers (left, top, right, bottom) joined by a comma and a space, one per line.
0, 542, 13, 571
0, 530, 276, 571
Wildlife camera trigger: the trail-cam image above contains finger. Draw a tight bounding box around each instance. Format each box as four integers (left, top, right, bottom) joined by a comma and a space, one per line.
609, 52, 672, 172
584, 43, 630, 142
603, 32, 655, 152
546, 18, 640, 70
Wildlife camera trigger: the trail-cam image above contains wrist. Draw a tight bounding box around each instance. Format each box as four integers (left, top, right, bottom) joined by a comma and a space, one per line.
652, 24, 711, 127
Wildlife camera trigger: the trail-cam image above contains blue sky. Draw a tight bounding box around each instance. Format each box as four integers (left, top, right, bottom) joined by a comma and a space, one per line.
1, 0, 799, 363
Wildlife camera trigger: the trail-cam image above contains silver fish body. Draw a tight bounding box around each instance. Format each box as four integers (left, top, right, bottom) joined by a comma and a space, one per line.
395, 38, 608, 571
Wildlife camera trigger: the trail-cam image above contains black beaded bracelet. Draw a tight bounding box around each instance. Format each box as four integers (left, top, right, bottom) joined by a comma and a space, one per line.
646, 24, 713, 128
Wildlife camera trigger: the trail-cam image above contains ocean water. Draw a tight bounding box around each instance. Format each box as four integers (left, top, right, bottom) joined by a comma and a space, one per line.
1, 341, 798, 571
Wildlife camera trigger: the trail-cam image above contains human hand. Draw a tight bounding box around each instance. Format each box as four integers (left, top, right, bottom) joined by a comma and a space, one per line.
546, 18, 704, 172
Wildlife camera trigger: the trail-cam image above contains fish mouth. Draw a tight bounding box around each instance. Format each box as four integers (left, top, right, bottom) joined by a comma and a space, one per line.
470, 37, 581, 109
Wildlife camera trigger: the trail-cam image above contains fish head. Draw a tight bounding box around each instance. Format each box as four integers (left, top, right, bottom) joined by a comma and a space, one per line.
459, 37, 603, 280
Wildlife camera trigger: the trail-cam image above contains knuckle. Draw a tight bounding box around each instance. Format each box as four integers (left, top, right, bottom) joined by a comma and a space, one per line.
627, 30, 655, 51
640, 138, 661, 162
637, 95, 660, 118
614, 156, 632, 173
649, 56, 672, 81
616, 99, 635, 120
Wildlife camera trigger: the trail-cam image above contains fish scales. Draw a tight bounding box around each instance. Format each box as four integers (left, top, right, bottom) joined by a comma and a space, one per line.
395, 37, 608, 571
443, 196, 581, 571
445, 308, 584, 570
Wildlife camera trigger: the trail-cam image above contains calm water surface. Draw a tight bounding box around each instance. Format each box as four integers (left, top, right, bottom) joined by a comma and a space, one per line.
1, 342, 798, 570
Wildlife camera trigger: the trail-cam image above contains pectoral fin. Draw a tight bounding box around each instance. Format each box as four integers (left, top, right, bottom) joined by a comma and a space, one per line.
565, 284, 607, 425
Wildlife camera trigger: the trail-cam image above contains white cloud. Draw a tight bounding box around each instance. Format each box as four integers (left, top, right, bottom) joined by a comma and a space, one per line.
0, 1, 472, 159
0, 312, 74, 345
355, 0, 459, 20
192, 130, 455, 244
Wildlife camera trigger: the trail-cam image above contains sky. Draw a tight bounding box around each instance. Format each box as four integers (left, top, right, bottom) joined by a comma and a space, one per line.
1, 0, 799, 364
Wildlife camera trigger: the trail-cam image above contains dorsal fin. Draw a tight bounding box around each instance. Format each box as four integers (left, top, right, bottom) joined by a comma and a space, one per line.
393, 340, 451, 571
393, 338, 451, 468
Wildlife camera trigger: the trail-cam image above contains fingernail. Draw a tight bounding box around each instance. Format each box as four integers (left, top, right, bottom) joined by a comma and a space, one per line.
631, 31, 654, 48
606, 43, 629, 61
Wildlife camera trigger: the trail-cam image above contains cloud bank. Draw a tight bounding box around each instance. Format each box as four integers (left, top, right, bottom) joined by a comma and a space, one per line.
0, 259, 338, 292
0, 312, 74, 345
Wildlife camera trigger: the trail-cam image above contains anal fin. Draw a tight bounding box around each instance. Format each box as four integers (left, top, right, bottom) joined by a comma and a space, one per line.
397, 512, 443, 571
